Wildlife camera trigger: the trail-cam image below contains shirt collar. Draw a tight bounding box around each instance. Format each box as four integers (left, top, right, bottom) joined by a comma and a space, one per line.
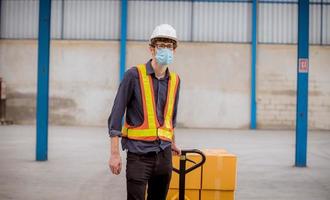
146, 59, 170, 80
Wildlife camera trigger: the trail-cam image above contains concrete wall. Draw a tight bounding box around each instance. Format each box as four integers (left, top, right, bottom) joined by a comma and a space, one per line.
0, 40, 329, 130
127, 42, 251, 128
257, 45, 330, 130
0, 40, 119, 126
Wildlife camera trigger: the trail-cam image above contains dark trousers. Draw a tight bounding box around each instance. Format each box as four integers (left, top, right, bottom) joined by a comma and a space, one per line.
126, 147, 172, 200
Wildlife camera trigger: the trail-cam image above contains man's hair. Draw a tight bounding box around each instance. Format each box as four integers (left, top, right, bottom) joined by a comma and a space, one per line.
149, 37, 177, 49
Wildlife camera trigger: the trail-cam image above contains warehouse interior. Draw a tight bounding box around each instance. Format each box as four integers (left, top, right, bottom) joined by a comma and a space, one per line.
0, 0, 329, 200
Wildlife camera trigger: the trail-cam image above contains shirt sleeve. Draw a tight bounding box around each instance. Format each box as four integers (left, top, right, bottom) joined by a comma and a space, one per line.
172, 76, 181, 128
107, 68, 135, 137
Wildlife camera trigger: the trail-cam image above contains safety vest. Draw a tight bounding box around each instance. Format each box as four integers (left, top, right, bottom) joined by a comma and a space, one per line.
121, 64, 179, 142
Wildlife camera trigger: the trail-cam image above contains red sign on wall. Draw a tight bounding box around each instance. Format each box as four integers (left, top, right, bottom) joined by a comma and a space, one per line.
298, 58, 309, 73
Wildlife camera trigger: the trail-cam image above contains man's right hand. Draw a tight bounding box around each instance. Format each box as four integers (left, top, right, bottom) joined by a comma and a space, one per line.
109, 153, 122, 175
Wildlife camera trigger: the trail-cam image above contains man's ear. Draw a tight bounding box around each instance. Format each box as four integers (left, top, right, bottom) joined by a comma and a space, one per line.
149, 46, 156, 57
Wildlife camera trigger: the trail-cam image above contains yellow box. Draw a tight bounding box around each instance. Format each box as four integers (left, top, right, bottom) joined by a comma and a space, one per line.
202, 152, 237, 190
201, 190, 235, 200
169, 149, 237, 200
170, 154, 202, 189
167, 189, 200, 200
203, 149, 227, 155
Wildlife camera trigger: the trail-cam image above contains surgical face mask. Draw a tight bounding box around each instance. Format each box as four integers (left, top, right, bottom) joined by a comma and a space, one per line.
155, 48, 173, 66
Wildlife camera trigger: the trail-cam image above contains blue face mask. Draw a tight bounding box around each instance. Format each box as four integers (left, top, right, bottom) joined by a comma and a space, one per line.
155, 48, 173, 66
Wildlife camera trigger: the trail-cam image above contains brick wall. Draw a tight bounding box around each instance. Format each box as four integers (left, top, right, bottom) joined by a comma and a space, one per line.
257, 45, 330, 130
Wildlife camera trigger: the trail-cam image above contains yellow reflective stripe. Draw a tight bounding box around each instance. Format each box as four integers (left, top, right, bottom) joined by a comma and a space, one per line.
158, 128, 173, 140
125, 128, 172, 141
138, 65, 157, 128
121, 126, 128, 137
126, 128, 157, 137
164, 72, 178, 128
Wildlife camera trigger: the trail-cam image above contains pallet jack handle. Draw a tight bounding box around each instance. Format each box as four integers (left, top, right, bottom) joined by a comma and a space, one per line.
172, 149, 206, 200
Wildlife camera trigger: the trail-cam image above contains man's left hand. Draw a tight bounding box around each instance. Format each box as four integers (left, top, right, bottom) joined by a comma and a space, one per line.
171, 143, 181, 156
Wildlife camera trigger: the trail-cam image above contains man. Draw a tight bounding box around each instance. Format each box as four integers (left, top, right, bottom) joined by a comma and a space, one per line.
108, 24, 181, 200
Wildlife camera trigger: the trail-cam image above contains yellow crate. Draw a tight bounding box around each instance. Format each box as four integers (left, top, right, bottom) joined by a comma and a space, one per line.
167, 189, 200, 200
202, 152, 237, 190
167, 189, 234, 200
202, 149, 227, 155
201, 190, 235, 200
169, 149, 237, 200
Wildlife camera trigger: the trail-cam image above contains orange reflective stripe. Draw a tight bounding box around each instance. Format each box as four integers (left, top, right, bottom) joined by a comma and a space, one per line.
126, 136, 158, 141
158, 136, 172, 142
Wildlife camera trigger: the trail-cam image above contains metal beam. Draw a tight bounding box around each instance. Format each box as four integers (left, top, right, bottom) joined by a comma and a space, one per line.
36, 0, 51, 161
119, 0, 128, 81
250, 0, 258, 129
295, 0, 309, 167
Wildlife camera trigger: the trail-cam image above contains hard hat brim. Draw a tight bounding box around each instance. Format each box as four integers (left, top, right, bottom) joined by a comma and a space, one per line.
150, 35, 178, 42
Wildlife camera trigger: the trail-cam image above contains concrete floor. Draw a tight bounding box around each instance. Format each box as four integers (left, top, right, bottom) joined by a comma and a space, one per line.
0, 125, 329, 200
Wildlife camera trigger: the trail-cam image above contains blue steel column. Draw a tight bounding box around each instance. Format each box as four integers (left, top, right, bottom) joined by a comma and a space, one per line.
0, 0, 2, 37
250, 0, 258, 129
36, 0, 51, 161
295, 0, 309, 167
119, 0, 128, 81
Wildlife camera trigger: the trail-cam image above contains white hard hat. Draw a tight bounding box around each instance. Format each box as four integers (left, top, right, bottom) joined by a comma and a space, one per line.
150, 24, 177, 42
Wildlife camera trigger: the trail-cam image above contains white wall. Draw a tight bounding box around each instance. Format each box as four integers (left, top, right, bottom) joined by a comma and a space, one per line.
0, 40, 329, 130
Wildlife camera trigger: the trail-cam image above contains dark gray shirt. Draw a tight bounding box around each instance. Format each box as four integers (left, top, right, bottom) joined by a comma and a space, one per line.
108, 59, 180, 154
